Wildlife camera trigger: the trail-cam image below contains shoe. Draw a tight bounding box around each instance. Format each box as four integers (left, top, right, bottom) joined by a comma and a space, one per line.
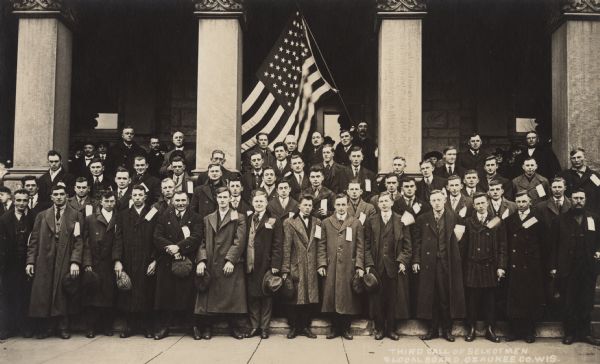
287, 328, 297, 339
0, 331, 8, 340
387, 331, 400, 341
120, 328, 132, 339
154, 328, 169, 340
465, 326, 475, 342
484, 326, 500, 343
342, 330, 353, 340
300, 328, 317, 339
504, 333, 517, 342
562, 335, 574, 345
231, 329, 244, 340
193, 326, 202, 340
202, 327, 212, 340
144, 329, 153, 339
36, 329, 51, 339
442, 330, 455, 342
103, 329, 113, 337
326, 331, 339, 339
582, 335, 600, 346
374, 329, 384, 340
85, 330, 95, 339
22, 330, 34, 339
245, 328, 260, 338
59, 330, 71, 339
420, 330, 439, 340
260, 330, 269, 339
524, 335, 535, 344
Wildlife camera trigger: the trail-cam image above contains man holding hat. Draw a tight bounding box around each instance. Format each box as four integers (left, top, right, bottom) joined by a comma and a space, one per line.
244, 190, 283, 339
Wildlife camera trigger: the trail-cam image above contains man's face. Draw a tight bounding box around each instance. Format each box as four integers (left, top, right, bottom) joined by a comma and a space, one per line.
429, 193, 446, 212
378, 195, 392, 212
173, 193, 189, 212
252, 195, 267, 213
150, 138, 160, 151
347, 183, 362, 200
385, 177, 399, 193
263, 169, 276, 186
134, 159, 148, 175
469, 136, 482, 150
340, 132, 352, 146
0, 192, 11, 204
571, 192, 586, 209
570, 151, 585, 169
250, 154, 264, 170
309, 172, 323, 188
172, 132, 184, 147
334, 197, 348, 215
210, 152, 225, 166
131, 189, 147, 207
228, 182, 242, 197
350, 151, 363, 167
402, 181, 416, 198
488, 184, 504, 200
551, 181, 565, 198
101, 196, 116, 212
23, 180, 38, 195
444, 149, 457, 164
291, 158, 304, 173
447, 179, 462, 196
420, 162, 433, 178
122, 128, 134, 142
392, 159, 406, 174
515, 195, 531, 212
98, 144, 107, 154
285, 136, 297, 152
357, 123, 368, 137
311, 132, 323, 147
299, 199, 313, 215
115, 172, 131, 189
208, 166, 222, 181
473, 197, 488, 214
274, 146, 288, 161
171, 161, 185, 176
522, 160, 537, 176
48, 155, 61, 172
463, 173, 479, 188
14, 193, 29, 213
216, 191, 231, 209
277, 183, 290, 199
484, 159, 498, 176
257, 135, 269, 149
89, 162, 104, 177
83, 144, 95, 157
322, 147, 333, 162
51, 189, 67, 207
74, 182, 89, 198
525, 133, 538, 148
161, 181, 175, 199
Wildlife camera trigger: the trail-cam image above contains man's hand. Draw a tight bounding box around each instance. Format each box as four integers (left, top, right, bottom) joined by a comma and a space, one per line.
223, 261, 234, 277
366, 266, 371, 274
85, 266, 93, 272
70, 263, 80, 278
356, 268, 364, 278
197, 261, 206, 276
271, 268, 280, 275
114, 261, 123, 278
412, 263, 420, 274
317, 267, 327, 277
146, 260, 156, 276
497, 268, 505, 280
165, 245, 180, 255
399, 263, 406, 275
317, 208, 327, 217
25, 264, 34, 277
282, 273, 288, 280
549, 269, 557, 277
594, 251, 600, 260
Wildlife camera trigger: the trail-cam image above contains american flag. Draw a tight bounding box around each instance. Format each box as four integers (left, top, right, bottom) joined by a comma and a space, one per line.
241, 12, 333, 153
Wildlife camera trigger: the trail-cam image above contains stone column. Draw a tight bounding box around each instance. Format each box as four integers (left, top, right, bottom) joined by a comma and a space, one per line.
552, 1, 600, 169
10, 0, 74, 177
376, 0, 426, 174
193, 0, 243, 173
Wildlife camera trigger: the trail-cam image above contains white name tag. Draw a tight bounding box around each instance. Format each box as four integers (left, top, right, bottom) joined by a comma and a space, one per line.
187, 181, 194, 194
74, 222, 81, 237
591, 174, 600, 187
85, 205, 93, 217
266, 218, 276, 229
181, 225, 190, 238
454, 224, 465, 241
230, 210, 239, 221
284, 171, 292, 177
140, 183, 149, 192
501, 209, 510, 220
128, 199, 133, 208
345, 227, 353, 241
145, 207, 158, 221
289, 212, 295, 219
320, 199, 327, 213
401, 211, 415, 226
535, 184, 546, 198
413, 203, 421, 214
359, 212, 366, 225
247, 210, 253, 216
587, 217, 595, 231
314, 225, 322, 239
522, 217, 538, 229
486, 217, 501, 229
365, 179, 371, 192
458, 206, 467, 218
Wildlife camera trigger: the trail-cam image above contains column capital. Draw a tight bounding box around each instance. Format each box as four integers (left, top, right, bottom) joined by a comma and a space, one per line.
376, 0, 427, 20
11, 0, 75, 25
193, 0, 244, 18
561, 0, 600, 14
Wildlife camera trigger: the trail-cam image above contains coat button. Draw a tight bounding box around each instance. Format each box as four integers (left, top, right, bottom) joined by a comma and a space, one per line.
512, 264, 516, 268
426, 252, 430, 255
512, 249, 516, 253
513, 234, 517, 237
477, 248, 480, 251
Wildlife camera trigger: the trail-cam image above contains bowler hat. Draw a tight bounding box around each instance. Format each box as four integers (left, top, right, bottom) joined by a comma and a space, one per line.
363, 271, 380, 293
279, 275, 295, 300
351, 272, 366, 295
194, 269, 211, 292
171, 257, 193, 278
62, 273, 81, 296
81, 269, 100, 295
262, 271, 283, 296
116, 271, 132, 291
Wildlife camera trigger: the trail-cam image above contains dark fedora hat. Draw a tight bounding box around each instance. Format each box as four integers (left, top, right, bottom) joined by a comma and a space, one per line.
351, 272, 366, 295
116, 271, 132, 291
279, 275, 295, 300
194, 269, 211, 292
171, 257, 193, 278
363, 271, 380, 293
262, 271, 283, 296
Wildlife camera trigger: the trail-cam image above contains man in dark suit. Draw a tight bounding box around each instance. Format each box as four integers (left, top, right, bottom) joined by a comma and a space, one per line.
71, 142, 96, 178
341, 146, 379, 202
487, 180, 517, 219
273, 142, 292, 179
333, 129, 354, 166
561, 148, 600, 215
458, 133, 488, 176
0, 189, 34, 339
267, 179, 299, 220
159, 131, 195, 176
191, 163, 225, 220
109, 126, 147, 174
169, 156, 195, 197
289, 154, 310, 201
370, 174, 402, 211
241, 150, 265, 204
88, 158, 114, 201
131, 156, 161, 205
303, 166, 335, 219
114, 167, 133, 212
302, 131, 324, 168
258, 167, 278, 201
317, 145, 346, 194
416, 159, 446, 202
355, 122, 378, 172
512, 158, 550, 205
68, 177, 96, 216
196, 149, 237, 186
377, 156, 406, 192
37, 150, 76, 203
462, 169, 484, 198
284, 134, 299, 155
96, 142, 115, 177
550, 189, 600, 346
479, 155, 513, 197
0, 187, 12, 216
242, 133, 276, 173
22, 176, 51, 220
435, 146, 464, 179
445, 175, 473, 218
147, 137, 165, 178
515, 131, 561, 180
229, 178, 253, 216
393, 177, 430, 219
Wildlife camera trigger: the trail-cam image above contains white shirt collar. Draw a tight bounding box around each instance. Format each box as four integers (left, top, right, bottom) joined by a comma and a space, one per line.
492, 198, 502, 208
336, 213, 347, 221
175, 146, 184, 151
101, 208, 113, 222
477, 212, 488, 221
49, 167, 62, 181
219, 208, 230, 220
134, 205, 144, 214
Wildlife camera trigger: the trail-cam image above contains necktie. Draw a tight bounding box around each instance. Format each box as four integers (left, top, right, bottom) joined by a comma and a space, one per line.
177, 211, 182, 221
253, 214, 260, 228
354, 167, 358, 177
480, 215, 486, 224
118, 190, 123, 199
555, 199, 562, 210
448, 166, 452, 175
297, 174, 303, 185
382, 214, 389, 224
56, 207, 61, 221
278, 162, 283, 171
29, 199, 33, 209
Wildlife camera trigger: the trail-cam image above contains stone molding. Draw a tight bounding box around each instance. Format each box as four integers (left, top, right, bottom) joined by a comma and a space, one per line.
561, 0, 600, 13
193, 0, 243, 12
11, 0, 75, 25
376, 0, 426, 13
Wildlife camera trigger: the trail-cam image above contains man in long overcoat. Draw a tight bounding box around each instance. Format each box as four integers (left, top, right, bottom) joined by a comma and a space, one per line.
113, 185, 158, 338
281, 195, 321, 339
318, 193, 365, 340
26, 185, 83, 339
195, 187, 247, 340
153, 190, 202, 340
190, 163, 223, 220
412, 190, 465, 342
364, 192, 411, 340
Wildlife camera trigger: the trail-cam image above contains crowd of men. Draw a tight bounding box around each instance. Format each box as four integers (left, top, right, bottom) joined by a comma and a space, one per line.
0, 125, 599, 347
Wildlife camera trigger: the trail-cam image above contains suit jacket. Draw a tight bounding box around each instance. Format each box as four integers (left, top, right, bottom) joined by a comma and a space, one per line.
364, 212, 412, 278
109, 141, 147, 174
458, 149, 488, 176
147, 149, 165, 178
159, 147, 195, 176
289, 171, 311, 201
67, 196, 96, 216
131, 173, 161, 205
196, 167, 238, 186
461, 186, 485, 199
333, 143, 353, 166
245, 211, 283, 297
487, 198, 517, 219
369, 191, 402, 212
88, 174, 114, 200
241, 170, 264, 203
316, 161, 347, 194
512, 173, 550, 204
392, 196, 431, 218
242, 146, 276, 173
302, 186, 335, 219
347, 199, 377, 223
377, 172, 405, 193
561, 167, 600, 215
0, 210, 34, 273
258, 185, 278, 202
535, 197, 572, 231
273, 160, 293, 180
416, 176, 447, 202
170, 172, 195, 195
115, 186, 133, 212
341, 165, 379, 201
267, 197, 299, 220
445, 194, 473, 218
478, 173, 513, 197
70, 156, 95, 178
515, 146, 561, 180
355, 137, 378, 172
434, 164, 465, 179
191, 184, 218, 220
302, 145, 324, 168
37, 168, 76, 203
